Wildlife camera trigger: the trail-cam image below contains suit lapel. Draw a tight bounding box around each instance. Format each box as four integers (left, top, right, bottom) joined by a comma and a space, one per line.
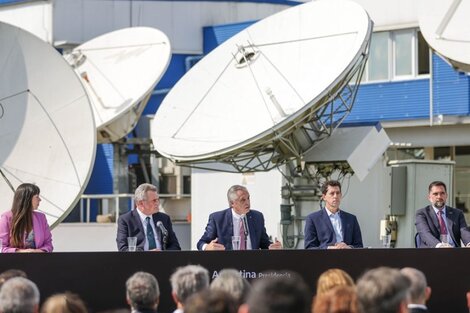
247, 211, 257, 249
446, 207, 457, 243
132, 209, 145, 235
427, 206, 440, 235
224, 209, 234, 247
340, 212, 349, 241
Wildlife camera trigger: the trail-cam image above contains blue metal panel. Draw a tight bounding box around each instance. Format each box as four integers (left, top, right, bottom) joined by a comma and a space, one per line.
203, 21, 255, 54
84, 144, 114, 195
346, 79, 430, 122
432, 54, 470, 115
347, 55, 470, 123
0, 0, 38, 5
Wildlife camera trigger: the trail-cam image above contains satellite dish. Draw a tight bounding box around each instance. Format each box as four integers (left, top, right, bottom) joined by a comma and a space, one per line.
64, 27, 172, 143
0, 21, 96, 227
151, 0, 372, 172
419, 0, 470, 72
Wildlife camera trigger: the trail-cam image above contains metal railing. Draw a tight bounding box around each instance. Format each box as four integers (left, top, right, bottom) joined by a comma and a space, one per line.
79, 194, 134, 223
78, 193, 191, 223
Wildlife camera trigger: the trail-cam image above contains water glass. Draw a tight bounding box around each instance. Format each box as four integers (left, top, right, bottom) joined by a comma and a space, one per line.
232, 236, 240, 250
127, 237, 137, 252
381, 234, 391, 248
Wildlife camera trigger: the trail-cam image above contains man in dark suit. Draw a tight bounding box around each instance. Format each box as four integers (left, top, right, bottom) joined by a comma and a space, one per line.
400, 267, 431, 313
197, 185, 282, 250
415, 181, 470, 248
304, 180, 363, 249
116, 183, 181, 251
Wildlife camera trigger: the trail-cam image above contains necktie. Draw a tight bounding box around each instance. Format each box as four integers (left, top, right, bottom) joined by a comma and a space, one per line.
146, 217, 157, 250
239, 217, 246, 250
437, 210, 448, 235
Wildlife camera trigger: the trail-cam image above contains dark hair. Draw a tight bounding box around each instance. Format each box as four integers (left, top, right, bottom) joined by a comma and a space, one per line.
428, 181, 446, 193
0, 269, 27, 289
10, 183, 40, 248
185, 289, 237, 313
321, 181, 342, 195
247, 272, 311, 313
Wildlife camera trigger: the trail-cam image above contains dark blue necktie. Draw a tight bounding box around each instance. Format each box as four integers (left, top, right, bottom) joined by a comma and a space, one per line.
146, 217, 157, 250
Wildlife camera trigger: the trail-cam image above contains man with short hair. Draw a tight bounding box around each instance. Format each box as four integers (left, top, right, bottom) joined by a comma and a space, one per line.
170, 265, 210, 313
117, 183, 181, 251
126, 271, 160, 313
356, 267, 410, 313
0, 277, 40, 313
238, 272, 311, 313
400, 267, 431, 313
415, 181, 470, 248
197, 185, 282, 250
304, 180, 363, 249
210, 268, 251, 307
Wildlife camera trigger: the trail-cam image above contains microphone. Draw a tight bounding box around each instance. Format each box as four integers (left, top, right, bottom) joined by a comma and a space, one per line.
156, 221, 168, 250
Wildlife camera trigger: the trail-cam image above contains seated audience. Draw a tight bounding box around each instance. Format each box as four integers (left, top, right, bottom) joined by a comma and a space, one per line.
185, 289, 237, 313
0, 183, 53, 252
315, 268, 355, 295
400, 267, 431, 313
356, 267, 410, 313
170, 265, 209, 313
126, 271, 160, 313
0, 269, 27, 288
41, 292, 88, 313
0, 277, 40, 313
312, 286, 358, 313
238, 271, 311, 313
210, 269, 251, 307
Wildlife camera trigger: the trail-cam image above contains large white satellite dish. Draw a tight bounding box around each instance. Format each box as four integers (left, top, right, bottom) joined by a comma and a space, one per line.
152, 0, 372, 172
64, 27, 171, 143
419, 0, 470, 72
0, 21, 96, 227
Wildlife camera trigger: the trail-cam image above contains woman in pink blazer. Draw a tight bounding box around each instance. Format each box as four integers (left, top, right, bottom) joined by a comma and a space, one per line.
0, 183, 53, 253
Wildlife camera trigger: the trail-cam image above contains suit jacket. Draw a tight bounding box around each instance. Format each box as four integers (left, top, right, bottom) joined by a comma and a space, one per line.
0, 210, 53, 253
409, 307, 429, 313
116, 209, 181, 251
197, 208, 272, 250
415, 205, 470, 248
304, 208, 363, 249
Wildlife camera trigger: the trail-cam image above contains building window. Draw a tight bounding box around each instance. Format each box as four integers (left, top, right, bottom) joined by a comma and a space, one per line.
417, 31, 430, 75
394, 30, 413, 77
363, 28, 429, 83
368, 31, 389, 81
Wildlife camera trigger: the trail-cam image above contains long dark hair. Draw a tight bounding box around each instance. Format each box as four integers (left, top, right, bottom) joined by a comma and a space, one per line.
10, 183, 40, 248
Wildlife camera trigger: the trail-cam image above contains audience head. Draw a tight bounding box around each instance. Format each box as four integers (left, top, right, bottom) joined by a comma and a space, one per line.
356, 267, 410, 313
41, 292, 87, 313
239, 271, 311, 313
0, 277, 40, 313
210, 269, 251, 306
0, 269, 27, 289
316, 268, 354, 295
400, 267, 431, 305
126, 271, 160, 312
185, 289, 237, 313
170, 265, 209, 307
312, 286, 358, 313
